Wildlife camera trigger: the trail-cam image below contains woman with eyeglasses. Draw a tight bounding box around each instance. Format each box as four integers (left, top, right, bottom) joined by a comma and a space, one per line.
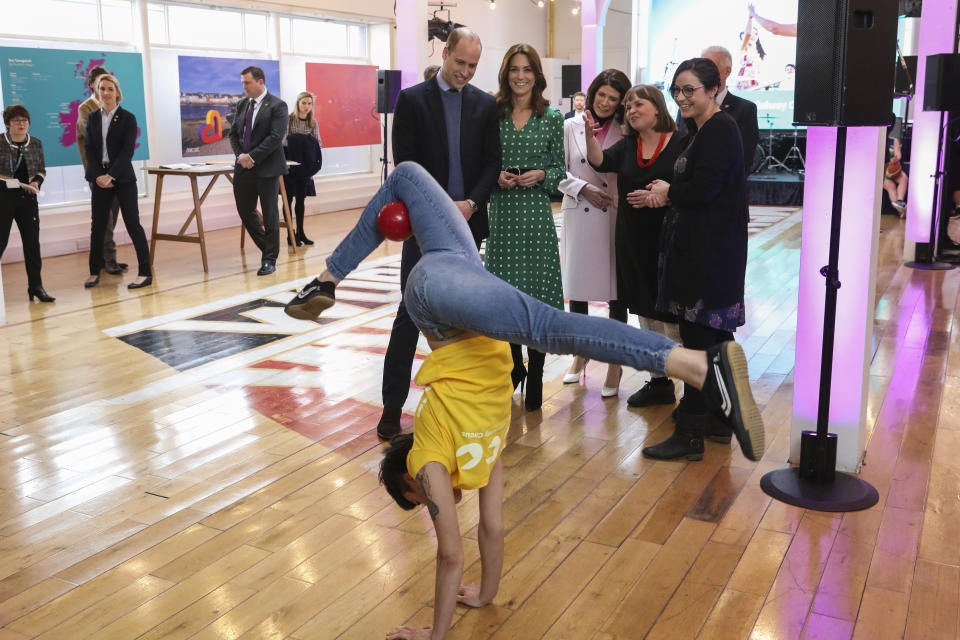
557, 68, 631, 398
641, 57, 750, 461
0, 105, 54, 303
485, 43, 565, 411
581, 84, 684, 408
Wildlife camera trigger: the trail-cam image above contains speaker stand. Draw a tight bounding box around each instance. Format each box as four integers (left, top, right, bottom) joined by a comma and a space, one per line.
760, 126, 879, 513
380, 115, 390, 183
906, 110, 955, 271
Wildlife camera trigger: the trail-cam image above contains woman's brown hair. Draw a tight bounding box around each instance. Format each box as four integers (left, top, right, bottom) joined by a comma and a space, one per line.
621, 84, 677, 137
585, 68, 631, 124
494, 44, 549, 119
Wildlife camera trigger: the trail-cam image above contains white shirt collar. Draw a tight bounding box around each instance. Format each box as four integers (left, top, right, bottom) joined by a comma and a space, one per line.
716, 88, 728, 106
102, 105, 119, 119
250, 87, 267, 104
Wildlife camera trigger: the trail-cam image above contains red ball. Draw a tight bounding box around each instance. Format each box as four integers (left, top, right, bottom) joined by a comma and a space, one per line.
377, 200, 412, 242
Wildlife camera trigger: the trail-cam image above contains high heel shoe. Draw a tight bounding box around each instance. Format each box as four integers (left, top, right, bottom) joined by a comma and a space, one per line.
28, 286, 55, 302
562, 357, 590, 384
83, 275, 99, 289
601, 366, 622, 398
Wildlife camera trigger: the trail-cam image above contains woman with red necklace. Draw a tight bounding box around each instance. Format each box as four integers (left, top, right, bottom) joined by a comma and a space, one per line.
582, 84, 683, 408
558, 68, 631, 397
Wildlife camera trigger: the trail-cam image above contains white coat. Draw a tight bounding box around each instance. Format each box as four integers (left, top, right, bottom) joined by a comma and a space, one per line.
558, 115, 623, 302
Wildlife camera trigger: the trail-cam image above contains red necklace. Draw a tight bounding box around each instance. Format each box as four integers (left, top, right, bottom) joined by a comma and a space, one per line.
636, 132, 667, 168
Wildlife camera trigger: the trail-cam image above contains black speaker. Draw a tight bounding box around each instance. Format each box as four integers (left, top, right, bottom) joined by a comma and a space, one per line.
894, 54, 917, 96
794, 0, 899, 126
923, 54, 960, 111
377, 69, 402, 114
561, 65, 581, 98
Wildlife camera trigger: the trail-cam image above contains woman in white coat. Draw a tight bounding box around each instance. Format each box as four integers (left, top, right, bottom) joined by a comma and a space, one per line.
558, 68, 632, 397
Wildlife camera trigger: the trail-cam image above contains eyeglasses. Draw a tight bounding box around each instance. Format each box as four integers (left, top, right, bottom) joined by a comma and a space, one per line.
669, 85, 704, 98
9, 118, 28, 124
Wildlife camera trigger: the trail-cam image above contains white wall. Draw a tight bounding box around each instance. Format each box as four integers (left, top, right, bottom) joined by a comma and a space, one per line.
421, 1, 549, 93
0, 0, 559, 266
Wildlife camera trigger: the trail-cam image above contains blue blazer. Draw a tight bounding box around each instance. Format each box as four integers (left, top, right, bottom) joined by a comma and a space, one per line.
84, 106, 138, 185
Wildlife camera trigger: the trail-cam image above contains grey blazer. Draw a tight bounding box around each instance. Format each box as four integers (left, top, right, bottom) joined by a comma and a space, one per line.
0, 133, 46, 185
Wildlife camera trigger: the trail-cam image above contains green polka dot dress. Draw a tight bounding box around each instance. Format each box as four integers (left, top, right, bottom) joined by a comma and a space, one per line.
485, 107, 565, 310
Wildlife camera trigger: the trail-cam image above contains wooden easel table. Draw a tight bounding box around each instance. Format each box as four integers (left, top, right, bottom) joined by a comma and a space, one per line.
147, 164, 297, 272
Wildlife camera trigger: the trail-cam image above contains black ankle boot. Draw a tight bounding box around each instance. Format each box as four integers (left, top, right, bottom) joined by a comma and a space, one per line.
377, 406, 403, 439
28, 286, 55, 303
627, 376, 676, 407
297, 230, 314, 246
642, 413, 705, 460
509, 343, 527, 392
525, 348, 545, 411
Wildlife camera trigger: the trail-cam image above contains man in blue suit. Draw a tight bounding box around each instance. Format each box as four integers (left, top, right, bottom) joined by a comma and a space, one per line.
229, 66, 288, 276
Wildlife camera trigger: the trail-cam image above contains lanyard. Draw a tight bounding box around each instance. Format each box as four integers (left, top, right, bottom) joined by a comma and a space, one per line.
4, 133, 27, 175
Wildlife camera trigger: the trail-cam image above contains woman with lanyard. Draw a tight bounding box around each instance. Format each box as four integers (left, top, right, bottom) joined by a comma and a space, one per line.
582, 85, 684, 409
558, 68, 631, 398
0, 105, 54, 303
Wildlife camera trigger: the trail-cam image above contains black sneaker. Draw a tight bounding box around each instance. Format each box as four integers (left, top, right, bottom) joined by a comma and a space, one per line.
627, 377, 676, 407
284, 278, 336, 320
702, 341, 764, 461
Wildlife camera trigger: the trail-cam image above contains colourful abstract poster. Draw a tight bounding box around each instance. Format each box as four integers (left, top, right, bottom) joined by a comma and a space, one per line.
306, 63, 381, 148
0, 47, 149, 168
178, 56, 280, 158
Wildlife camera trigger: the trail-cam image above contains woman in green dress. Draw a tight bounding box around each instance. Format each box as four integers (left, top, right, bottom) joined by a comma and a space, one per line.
486, 43, 565, 411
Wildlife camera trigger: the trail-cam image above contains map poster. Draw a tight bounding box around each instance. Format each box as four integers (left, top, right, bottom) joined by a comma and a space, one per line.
0, 47, 149, 168
178, 56, 280, 158
306, 63, 380, 148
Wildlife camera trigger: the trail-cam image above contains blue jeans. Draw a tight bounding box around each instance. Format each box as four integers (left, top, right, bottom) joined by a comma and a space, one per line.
326, 162, 678, 375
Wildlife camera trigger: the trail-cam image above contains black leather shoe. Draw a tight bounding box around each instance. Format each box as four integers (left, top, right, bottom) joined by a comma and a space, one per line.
83, 275, 100, 289
28, 286, 55, 302
642, 423, 705, 461
104, 263, 124, 275
298, 232, 314, 246
128, 276, 153, 289
257, 262, 276, 276
284, 278, 336, 320
627, 377, 676, 407
377, 406, 403, 439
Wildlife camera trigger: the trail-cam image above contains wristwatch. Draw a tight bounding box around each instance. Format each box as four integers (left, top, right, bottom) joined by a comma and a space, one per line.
466, 198, 478, 213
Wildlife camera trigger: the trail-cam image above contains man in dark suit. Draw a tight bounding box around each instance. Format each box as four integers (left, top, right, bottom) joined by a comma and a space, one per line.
677, 47, 759, 175
229, 66, 288, 276
564, 91, 586, 120
377, 27, 501, 438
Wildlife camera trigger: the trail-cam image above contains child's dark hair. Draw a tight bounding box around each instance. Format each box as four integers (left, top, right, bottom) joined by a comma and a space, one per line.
379, 433, 418, 510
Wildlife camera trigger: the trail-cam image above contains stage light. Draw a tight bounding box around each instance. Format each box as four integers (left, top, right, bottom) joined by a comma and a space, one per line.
572, 3, 579, 14
538, 0, 544, 6
489, 0, 495, 8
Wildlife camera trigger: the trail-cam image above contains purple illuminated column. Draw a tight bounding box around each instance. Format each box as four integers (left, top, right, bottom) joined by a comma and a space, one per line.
395, 0, 422, 90
905, 0, 959, 243
579, 0, 612, 90
791, 127, 885, 472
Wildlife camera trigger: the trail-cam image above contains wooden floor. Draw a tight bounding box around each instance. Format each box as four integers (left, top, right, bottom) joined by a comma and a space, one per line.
1, 204, 958, 640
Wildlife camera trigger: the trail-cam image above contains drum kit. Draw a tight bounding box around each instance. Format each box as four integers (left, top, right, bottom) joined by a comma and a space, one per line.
754, 113, 806, 174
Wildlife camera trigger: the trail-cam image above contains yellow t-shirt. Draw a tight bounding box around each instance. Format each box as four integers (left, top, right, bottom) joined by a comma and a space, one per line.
406, 336, 513, 490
